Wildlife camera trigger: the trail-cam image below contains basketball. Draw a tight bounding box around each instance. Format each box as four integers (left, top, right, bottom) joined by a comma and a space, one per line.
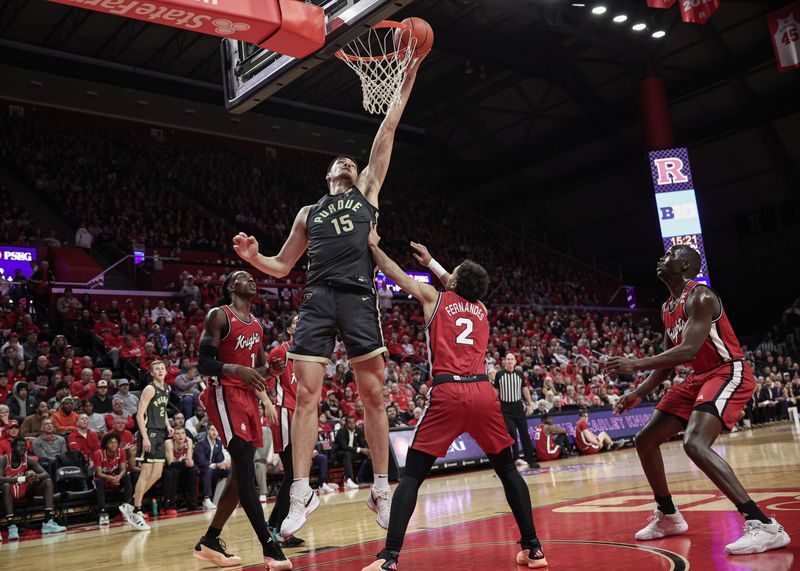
395, 17, 434, 59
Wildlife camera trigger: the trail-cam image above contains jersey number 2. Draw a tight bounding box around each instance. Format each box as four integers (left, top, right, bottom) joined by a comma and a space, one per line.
455, 317, 474, 345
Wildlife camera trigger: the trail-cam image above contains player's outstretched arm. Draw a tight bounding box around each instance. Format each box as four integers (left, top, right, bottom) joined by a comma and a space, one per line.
232, 206, 310, 278
198, 308, 265, 392
359, 57, 422, 206
609, 287, 716, 376
368, 224, 438, 308
410, 241, 451, 286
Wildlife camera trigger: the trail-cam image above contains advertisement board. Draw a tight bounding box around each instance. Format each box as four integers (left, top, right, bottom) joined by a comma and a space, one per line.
389, 404, 659, 470
0, 245, 37, 281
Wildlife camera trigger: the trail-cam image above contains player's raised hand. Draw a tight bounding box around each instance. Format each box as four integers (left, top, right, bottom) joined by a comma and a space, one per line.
232, 232, 259, 263
410, 241, 432, 266
368, 222, 381, 248
613, 391, 642, 416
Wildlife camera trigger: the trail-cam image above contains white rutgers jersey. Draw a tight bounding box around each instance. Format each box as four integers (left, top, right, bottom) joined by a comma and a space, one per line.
775, 14, 800, 69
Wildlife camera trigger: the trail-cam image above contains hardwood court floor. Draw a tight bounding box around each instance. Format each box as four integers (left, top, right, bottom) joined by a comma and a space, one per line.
2, 423, 798, 570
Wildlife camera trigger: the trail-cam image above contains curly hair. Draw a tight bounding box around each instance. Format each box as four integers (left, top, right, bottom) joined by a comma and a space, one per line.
453, 259, 489, 302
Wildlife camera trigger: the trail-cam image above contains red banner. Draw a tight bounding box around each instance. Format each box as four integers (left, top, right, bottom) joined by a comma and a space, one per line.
768, 1, 800, 72
46, 0, 324, 58
647, 0, 677, 8
680, 0, 720, 24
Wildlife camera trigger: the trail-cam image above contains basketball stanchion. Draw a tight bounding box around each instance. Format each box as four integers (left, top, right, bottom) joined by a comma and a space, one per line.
45, 0, 324, 58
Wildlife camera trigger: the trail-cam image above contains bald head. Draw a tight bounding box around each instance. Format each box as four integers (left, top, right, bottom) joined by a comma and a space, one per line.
673, 245, 701, 276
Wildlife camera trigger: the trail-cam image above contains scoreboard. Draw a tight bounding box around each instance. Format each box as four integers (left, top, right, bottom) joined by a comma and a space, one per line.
648, 148, 710, 286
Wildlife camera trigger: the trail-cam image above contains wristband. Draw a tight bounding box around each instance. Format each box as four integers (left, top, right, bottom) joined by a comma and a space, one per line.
17, 476, 25, 484
427, 258, 448, 280
199, 343, 225, 378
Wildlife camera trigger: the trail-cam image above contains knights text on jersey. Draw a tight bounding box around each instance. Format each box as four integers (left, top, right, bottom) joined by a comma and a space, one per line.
268, 341, 297, 410
426, 290, 490, 378
305, 186, 379, 292
662, 281, 744, 374
217, 305, 263, 390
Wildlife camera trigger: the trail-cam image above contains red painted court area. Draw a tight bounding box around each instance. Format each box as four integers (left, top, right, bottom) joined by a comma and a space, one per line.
258, 489, 799, 570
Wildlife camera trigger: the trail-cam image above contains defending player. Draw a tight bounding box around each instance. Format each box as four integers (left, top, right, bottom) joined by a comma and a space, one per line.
610, 245, 790, 555
232, 56, 424, 538
574, 409, 615, 456
120, 359, 173, 531
362, 226, 547, 570
193, 271, 289, 570
264, 314, 314, 547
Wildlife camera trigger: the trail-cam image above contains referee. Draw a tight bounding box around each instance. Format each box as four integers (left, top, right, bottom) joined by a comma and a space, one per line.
493, 353, 539, 468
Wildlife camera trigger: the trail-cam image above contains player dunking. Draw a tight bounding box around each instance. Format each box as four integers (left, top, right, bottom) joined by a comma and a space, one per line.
362, 226, 547, 570
610, 245, 790, 555
232, 56, 424, 538
120, 360, 173, 531
193, 271, 290, 570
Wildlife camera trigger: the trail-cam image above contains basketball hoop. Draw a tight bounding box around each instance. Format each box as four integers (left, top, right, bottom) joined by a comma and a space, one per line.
336, 20, 416, 115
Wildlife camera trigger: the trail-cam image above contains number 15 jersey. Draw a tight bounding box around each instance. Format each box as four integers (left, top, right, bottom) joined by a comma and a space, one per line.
306, 186, 379, 293
426, 290, 489, 377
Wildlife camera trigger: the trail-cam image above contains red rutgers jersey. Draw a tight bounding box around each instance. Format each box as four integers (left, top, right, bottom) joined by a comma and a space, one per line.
268, 341, 297, 410
662, 281, 744, 374
575, 418, 600, 455
534, 425, 561, 461
217, 305, 264, 390
172, 444, 189, 462
426, 291, 489, 377
4, 454, 30, 499
93, 448, 123, 478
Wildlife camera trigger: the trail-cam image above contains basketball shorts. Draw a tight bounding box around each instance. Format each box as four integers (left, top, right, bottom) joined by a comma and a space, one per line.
656, 360, 754, 430
289, 285, 387, 364
576, 439, 601, 456
410, 380, 515, 458
270, 406, 293, 453
136, 428, 167, 463
201, 384, 263, 449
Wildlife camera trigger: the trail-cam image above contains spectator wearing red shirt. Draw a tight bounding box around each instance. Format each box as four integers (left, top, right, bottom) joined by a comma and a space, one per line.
0, 372, 11, 403
123, 299, 140, 324
71, 367, 97, 400
340, 387, 357, 418
386, 332, 404, 363
121, 335, 143, 361
105, 397, 136, 431
407, 407, 423, 427
68, 413, 101, 460
92, 311, 115, 338
108, 415, 136, 450
352, 400, 365, 425
139, 342, 158, 372
102, 325, 125, 368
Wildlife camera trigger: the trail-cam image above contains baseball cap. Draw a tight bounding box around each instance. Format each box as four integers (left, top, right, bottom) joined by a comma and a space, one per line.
7, 419, 19, 428
97, 380, 108, 388
118, 378, 130, 386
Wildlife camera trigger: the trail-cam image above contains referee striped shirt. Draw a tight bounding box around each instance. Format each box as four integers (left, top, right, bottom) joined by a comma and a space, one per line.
494, 370, 525, 403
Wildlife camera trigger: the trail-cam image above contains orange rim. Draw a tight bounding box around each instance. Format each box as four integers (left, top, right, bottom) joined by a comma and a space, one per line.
335, 20, 414, 63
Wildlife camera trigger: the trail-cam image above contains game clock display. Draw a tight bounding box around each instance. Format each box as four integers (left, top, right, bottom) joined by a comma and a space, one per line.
649, 148, 711, 286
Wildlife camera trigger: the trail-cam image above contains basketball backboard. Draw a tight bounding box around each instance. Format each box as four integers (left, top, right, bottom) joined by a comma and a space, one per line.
221, 0, 414, 114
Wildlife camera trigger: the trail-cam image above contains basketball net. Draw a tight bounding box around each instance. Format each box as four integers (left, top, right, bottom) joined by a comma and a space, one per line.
336, 22, 416, 115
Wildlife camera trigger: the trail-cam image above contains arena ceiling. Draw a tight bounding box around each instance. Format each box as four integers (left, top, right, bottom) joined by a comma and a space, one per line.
2, 0, 799, 326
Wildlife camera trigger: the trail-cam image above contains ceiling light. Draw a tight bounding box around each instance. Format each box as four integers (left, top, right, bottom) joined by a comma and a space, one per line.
651, 30, 666, 38
632, 23, 647, 31
613, 14, 628, 23
571, 2, 586, 6
591, 5, 607, 15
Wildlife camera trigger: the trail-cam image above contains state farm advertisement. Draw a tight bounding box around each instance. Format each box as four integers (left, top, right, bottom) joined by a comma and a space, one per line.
46, 0, 281, 45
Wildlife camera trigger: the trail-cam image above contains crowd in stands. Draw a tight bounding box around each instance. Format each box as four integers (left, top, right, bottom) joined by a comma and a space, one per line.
0, 109, 799, 536
1, 112, 615, 306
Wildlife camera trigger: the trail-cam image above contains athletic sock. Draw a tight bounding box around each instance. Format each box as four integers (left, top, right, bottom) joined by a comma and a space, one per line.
654, 495, 676, 515
6, 514, 13, 526
205, 525, 223, 540
373, 474, 389, 491
292, 477, 310, 491
133, 506, 142, 513
44, 508, 54, 521
736, 500, 771, 524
